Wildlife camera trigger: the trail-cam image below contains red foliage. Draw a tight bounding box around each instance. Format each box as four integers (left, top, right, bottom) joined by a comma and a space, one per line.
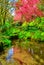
14, 0, 44, 22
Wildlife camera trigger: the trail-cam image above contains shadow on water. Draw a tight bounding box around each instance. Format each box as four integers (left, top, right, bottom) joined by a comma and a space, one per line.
0, 43, 5, 55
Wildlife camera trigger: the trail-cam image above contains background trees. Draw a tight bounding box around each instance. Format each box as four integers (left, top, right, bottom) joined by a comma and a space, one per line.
0, 0, 14, 48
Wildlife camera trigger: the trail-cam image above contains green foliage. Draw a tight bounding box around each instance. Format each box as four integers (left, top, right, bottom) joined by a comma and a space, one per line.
12, 17, 44, 41
0, 17, 44, 49
0, 21, 12, 47
38, 3, 44, 11
0, 0, 15, 48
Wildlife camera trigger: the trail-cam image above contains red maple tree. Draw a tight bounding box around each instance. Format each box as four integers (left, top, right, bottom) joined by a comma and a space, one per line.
14, 0, 44, 22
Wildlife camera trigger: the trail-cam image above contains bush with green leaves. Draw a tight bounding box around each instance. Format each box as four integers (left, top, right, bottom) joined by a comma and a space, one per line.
0, 20, 14, 47
0, 16, 44, 48
12, 17, 44, 49
28, 17, 44, 41
12, 17, 44, 42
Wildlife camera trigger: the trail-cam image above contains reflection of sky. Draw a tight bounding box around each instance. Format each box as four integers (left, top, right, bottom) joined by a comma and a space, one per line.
9, 8, 15, 16
9, 0, 18, 3
9, 0, 18, 16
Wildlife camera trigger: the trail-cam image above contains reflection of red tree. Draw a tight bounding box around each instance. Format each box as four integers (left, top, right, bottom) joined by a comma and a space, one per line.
14, 0, 44, 22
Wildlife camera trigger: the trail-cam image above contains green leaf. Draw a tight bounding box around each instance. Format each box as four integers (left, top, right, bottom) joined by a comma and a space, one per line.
2, 38, 11, 44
